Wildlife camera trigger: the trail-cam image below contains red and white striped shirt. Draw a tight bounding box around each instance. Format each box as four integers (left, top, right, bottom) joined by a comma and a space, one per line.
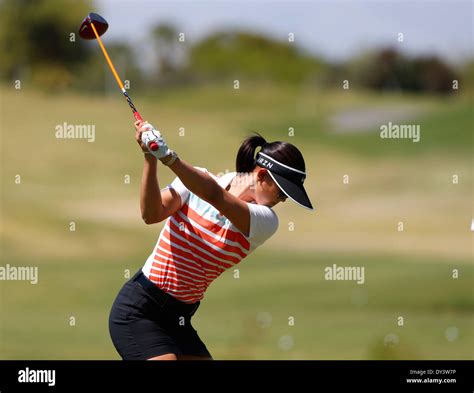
142, 168, 279, 304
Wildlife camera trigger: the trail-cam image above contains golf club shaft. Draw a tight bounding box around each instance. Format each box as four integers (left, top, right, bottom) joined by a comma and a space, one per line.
90, 21, 143, 123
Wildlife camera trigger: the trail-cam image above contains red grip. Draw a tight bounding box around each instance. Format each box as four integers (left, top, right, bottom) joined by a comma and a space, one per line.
133, 111, 143, 122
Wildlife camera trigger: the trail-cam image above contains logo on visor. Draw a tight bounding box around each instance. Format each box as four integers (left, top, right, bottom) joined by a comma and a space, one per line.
257, 157, 273, 169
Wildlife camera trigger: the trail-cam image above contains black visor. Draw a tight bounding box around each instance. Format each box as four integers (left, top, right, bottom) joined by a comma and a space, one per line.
255, 152, 314, 210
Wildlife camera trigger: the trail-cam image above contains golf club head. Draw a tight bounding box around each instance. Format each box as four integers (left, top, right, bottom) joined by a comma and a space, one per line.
79, 12, 108, 39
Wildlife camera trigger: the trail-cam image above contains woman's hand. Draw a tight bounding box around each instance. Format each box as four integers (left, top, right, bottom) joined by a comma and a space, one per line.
134, 120, 151, 153
134, 120, 173, 160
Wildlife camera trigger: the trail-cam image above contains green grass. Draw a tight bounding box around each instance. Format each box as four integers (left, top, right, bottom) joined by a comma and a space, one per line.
1, 251, 472, 359
0, 83, 472, 359
261, 93, 473, 158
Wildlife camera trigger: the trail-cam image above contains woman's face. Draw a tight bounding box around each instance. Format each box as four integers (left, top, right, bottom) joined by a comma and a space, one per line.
252, 168, 287, 207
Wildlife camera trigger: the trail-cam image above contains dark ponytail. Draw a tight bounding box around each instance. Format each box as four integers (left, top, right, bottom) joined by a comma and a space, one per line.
235, 131, 306, 174
235, 132, 267, 173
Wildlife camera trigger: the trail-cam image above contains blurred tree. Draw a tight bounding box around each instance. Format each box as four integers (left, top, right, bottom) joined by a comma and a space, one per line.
367, 48, 410, 90
342, 47, 459, 94
461, 59, 474, 90
186, 30, 326, 85
0, 0, 93, 90
73, 42, 144, 93
413, 56, 458, 93
149, 23, 191, 86
152, 24, 178, 77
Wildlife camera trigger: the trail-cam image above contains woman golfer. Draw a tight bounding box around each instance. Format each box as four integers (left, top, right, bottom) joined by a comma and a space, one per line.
109, 120, 314, 360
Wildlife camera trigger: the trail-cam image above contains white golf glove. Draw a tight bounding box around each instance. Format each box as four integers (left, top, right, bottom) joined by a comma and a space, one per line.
140, 123, 172, 160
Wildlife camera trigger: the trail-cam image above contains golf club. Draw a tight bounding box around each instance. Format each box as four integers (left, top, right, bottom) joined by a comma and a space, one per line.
79, 12, 158, 151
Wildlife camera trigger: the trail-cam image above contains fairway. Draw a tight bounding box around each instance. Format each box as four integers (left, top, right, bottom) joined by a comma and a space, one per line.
2, 251, 472, 359
1, 84, 472, 359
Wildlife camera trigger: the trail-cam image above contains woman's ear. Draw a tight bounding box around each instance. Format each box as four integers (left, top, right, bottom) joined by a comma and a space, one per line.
256, 168, 267, 183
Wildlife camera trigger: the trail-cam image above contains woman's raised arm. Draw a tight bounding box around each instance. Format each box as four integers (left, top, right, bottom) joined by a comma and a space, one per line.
135, 120, 250, 234
167, 157, 251, 236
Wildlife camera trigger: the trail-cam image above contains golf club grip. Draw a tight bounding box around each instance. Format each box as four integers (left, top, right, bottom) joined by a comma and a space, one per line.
133, 111, 158, 151
121, 92, 158, 151
148, 142, 159, 151
133, 111, 143, 122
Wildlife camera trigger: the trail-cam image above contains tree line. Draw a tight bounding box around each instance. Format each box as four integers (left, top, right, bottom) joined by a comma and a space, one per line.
0, 0, 471, 94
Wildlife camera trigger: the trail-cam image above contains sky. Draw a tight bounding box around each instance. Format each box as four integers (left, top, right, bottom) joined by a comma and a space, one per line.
97, 0, 473, 65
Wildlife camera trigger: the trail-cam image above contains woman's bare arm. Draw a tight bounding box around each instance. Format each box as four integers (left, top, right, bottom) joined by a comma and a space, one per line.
135, 122, 183, 224
140, 154, 162, 223
134, 119, 212, 206
167, 157, 251, 236
135, 120, 250, 231
167, 157, 220, 203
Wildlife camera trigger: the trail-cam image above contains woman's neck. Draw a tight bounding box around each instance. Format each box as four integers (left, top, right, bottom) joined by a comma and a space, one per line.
227, 172, 255, 203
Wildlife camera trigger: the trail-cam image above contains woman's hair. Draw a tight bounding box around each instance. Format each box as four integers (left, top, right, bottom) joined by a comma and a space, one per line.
235, 131, 306, 173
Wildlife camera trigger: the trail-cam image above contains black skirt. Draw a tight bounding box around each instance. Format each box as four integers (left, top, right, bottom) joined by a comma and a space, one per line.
108, 269, 212, 360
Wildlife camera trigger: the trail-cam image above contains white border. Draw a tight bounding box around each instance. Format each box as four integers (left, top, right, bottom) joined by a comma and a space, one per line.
267, 171, 314, 211
258, 152, 306, 175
